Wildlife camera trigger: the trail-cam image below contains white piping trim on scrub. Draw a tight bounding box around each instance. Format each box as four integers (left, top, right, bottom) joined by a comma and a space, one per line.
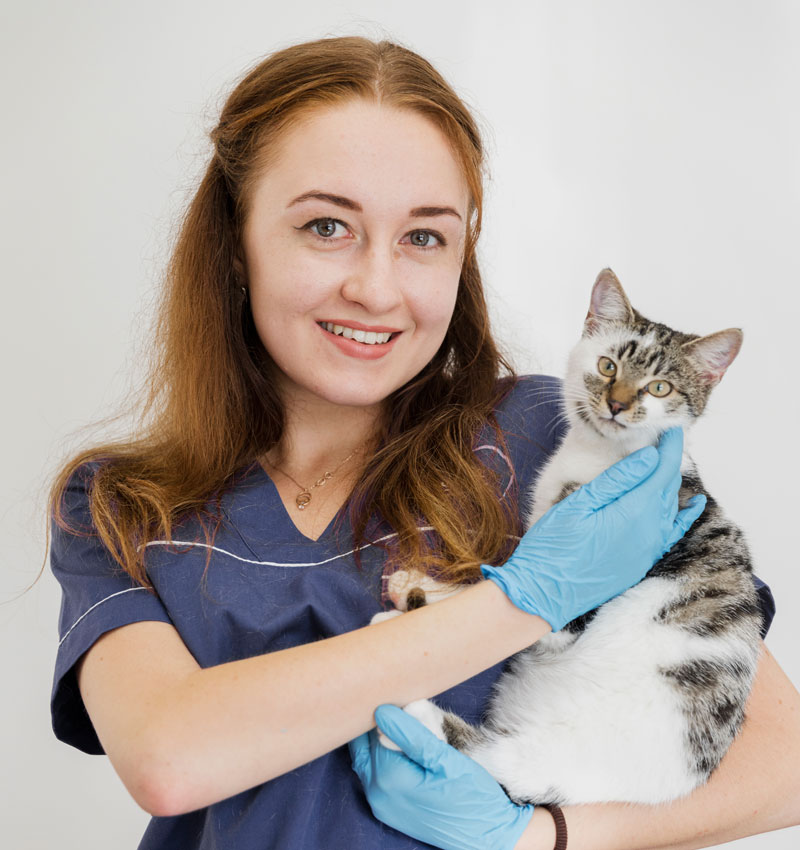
59, 525, 523, 649
141, 527, 437, 569
59, 527, 438, 647
58, 587, 151, 648
474, 444, 516, 499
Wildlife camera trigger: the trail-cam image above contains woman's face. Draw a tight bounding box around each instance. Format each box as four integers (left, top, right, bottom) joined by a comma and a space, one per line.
242, 99, 469, 413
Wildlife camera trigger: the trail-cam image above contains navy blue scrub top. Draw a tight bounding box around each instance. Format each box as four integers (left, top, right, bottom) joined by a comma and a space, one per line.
50, 375, 775, 850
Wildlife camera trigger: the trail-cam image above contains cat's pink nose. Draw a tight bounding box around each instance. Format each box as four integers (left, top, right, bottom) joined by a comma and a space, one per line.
608, 398, 629, 415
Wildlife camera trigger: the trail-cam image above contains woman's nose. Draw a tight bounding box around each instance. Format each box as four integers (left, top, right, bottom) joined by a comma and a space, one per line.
340, 245, 404, 314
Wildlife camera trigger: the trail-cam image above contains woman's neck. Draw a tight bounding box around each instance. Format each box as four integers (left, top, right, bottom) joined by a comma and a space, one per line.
265, 392, 384, 483
259, 392, 384, 541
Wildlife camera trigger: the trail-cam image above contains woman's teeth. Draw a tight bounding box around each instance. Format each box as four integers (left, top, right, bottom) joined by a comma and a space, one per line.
320, 322, 393, 345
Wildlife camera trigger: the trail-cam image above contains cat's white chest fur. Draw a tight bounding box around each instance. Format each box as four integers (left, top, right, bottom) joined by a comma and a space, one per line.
528, 424, 694, 526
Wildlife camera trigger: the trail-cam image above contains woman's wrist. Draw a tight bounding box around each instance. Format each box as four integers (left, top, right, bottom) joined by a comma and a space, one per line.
514, 806, 559, 850
470, 576, 553, 644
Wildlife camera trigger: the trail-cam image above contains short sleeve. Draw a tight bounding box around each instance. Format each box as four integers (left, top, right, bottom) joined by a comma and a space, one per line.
50, 464, 173, 755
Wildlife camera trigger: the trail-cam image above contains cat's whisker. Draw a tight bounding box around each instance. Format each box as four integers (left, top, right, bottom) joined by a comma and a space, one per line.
545, 410, 572, 431
526, 393, 588, 410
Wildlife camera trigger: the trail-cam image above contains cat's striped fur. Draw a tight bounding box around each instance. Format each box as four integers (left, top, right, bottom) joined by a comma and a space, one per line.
379, 269, 763, 805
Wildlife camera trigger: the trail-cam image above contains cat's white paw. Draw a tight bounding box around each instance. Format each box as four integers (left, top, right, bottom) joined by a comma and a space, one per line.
385, 570, 427, 611
386, 569, 462, 610
370, 609, 403, 626
376, 699, 448, 751
403, 699, 448, 741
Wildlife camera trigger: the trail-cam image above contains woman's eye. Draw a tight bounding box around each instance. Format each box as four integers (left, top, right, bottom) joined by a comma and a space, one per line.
647, 380, 673, 397
597, 357, 617, 377
302, 218, 349, 240
299, 221, 444, 249
405, 230, 444, 249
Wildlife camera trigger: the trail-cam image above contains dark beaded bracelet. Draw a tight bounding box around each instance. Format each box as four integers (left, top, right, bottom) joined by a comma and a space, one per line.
541, 804, 568, 850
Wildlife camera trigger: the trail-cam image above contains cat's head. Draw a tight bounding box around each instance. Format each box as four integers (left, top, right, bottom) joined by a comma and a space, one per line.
564, 269, 742, 443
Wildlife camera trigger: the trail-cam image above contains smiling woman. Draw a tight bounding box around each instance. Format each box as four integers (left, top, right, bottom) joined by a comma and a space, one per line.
47, 36, 531, 847
46, 34, 800, 850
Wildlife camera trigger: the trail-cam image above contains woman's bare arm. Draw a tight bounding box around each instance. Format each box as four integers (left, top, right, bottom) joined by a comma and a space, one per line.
516, 644, 800, 850
77, 579, 550, 818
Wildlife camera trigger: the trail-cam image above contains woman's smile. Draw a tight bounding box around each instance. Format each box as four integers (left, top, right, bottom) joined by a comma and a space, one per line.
316, 320, 402, 360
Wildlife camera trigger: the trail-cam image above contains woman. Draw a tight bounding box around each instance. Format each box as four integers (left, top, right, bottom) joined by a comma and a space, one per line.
49, 36, 799, 849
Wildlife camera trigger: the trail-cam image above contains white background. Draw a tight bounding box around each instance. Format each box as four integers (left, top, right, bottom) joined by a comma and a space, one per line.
1, 1, 798, 848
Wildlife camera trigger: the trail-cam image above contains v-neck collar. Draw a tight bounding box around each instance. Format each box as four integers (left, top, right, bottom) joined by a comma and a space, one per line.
224, 462, 352, 557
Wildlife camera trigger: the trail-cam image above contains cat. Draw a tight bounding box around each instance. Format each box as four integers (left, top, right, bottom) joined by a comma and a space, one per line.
374, 268, 763, 806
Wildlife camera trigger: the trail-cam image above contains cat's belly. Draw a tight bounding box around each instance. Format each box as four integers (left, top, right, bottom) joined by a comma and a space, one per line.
469, 577, 755, 805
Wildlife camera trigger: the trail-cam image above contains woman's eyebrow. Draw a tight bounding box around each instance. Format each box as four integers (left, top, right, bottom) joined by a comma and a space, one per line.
287, 190, 462, 220
410, 205, 462, 221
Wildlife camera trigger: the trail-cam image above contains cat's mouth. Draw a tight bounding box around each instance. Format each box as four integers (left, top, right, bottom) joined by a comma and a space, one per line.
596, 413, 628, 430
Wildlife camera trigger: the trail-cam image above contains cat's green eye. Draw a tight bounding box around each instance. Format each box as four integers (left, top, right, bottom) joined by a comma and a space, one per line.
647, 380, 673, 397
598, 357, 617, 377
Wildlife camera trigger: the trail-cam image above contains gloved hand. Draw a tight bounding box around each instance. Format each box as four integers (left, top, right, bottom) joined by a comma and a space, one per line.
350, 704, 533, 850
482, 427, 706, 631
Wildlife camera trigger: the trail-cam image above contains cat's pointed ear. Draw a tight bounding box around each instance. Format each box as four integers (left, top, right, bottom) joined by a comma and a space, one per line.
584, 269, 635, 335
682, 329, 743, 386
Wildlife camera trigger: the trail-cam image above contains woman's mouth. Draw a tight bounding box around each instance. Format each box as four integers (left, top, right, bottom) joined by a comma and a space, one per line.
318, 321, 397, 345
316, 321, 402, 360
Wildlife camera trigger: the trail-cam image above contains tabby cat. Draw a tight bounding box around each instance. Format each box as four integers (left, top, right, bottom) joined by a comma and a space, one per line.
377, 269, 763, 805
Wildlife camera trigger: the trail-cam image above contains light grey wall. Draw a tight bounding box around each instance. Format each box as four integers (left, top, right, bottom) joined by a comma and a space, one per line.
2, 1, 798, 847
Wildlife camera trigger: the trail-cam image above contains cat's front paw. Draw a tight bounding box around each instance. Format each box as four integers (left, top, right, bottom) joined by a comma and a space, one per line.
386, 569, 462, 611
385, 570, 428, 611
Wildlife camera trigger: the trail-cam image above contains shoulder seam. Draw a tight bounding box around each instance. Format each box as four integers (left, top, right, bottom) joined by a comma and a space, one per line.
58, 587, 152, 648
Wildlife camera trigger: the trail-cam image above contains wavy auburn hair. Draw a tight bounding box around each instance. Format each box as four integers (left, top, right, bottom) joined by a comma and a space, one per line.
50, 36, 519, 589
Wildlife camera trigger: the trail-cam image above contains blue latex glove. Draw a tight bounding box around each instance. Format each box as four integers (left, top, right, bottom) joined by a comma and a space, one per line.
350, 704, 533, 850
482, 427, 706, 631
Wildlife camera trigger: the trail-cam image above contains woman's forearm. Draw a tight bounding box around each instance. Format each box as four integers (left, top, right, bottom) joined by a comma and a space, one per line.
149, 580, 550, 815
516, 644, 800, 850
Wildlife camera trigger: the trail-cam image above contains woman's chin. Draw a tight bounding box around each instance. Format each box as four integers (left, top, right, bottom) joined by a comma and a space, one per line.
280, 377, 395, 413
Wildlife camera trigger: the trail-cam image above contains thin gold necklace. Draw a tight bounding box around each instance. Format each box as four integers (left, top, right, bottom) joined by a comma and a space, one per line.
266, 448, 361, 511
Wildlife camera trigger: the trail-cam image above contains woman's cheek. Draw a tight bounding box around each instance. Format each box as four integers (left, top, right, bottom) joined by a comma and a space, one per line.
415, 271, 460, 331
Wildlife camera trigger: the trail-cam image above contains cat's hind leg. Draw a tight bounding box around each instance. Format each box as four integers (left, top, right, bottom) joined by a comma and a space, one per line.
377, 699, 448, 750
378, 699, 484, 757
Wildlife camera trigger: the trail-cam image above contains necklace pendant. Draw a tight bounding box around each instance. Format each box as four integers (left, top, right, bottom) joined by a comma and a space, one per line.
296, 491, 312, 510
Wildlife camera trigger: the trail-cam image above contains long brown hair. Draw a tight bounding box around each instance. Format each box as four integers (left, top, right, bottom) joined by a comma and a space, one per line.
50, 36, 519, 589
